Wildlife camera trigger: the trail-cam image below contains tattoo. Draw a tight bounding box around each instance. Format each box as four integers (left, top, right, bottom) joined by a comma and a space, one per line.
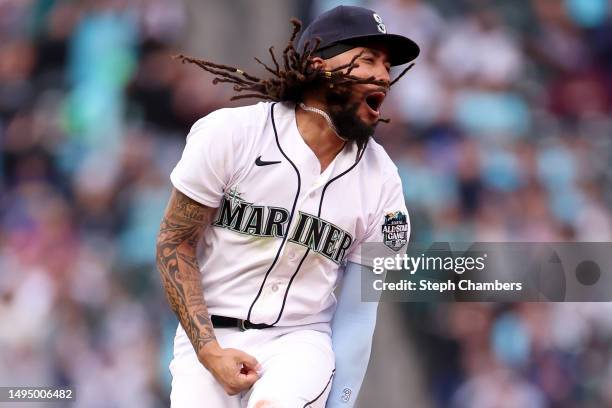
175, 196, 208, 223
156, 189, 216, 354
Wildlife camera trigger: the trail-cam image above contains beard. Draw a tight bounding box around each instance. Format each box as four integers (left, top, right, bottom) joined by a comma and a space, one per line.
324, 85, 376, 151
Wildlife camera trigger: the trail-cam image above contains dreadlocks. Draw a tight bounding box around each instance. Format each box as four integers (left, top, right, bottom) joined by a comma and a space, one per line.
173, 18, 414, 106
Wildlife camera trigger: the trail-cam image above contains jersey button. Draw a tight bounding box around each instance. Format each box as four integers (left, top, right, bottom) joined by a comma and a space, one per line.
271, 283, 279, 292
288, 251, 296, 260
309, 191, 316, 198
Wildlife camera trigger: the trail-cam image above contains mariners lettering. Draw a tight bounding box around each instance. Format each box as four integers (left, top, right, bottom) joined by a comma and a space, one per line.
214, 196, 288, 237
243, 206, 264, 235
214, 197, 248, 230
264, 207, 289, 236
214, 196, 353, 264
288, 212, 352, 264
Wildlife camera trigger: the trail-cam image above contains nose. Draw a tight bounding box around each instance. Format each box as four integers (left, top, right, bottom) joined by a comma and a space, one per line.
376, 63, 391, 85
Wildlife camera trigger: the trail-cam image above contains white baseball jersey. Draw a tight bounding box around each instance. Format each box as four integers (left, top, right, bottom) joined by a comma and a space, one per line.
170, 101, 410, 327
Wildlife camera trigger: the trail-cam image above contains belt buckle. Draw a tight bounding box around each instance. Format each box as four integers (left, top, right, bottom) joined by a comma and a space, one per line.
239, 319, 248, 331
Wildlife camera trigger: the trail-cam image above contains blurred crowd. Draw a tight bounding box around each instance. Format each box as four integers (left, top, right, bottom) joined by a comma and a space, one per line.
364, 0, 612, 406
0, 0, 610, 407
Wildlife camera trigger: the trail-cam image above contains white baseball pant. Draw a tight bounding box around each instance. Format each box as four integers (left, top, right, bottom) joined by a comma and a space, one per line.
169, 324, 335, 408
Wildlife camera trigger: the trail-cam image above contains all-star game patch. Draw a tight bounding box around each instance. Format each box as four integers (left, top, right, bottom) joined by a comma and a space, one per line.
382, 211, 408, 251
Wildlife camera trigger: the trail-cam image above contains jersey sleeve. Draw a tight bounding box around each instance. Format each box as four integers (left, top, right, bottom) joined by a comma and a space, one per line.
170, 110, 242, 207
327, 261, 378, 407
347, 170, 410, 265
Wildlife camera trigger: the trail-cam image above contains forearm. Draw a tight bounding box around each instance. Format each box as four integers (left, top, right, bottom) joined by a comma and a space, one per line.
156, 236, 215, 354
156, 190, 216, 357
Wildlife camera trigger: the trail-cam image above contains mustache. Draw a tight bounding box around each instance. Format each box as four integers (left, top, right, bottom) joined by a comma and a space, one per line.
328, 82, 389, 95
371, 85, 390, 94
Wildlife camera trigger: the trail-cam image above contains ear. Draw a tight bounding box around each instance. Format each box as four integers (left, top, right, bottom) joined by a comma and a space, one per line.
309, 56, 325, 71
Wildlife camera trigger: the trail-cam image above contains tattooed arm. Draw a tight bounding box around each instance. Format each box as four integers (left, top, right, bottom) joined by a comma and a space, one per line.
156, 188, 260, 395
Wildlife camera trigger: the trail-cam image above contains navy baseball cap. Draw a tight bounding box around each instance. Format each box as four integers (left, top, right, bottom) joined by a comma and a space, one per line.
297, 5, 420, 66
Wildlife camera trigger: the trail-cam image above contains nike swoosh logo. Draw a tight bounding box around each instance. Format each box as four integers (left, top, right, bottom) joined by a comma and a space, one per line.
255, 156, 281, 166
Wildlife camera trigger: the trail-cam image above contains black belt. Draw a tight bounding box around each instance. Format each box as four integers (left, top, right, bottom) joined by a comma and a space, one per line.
211, 315, 273, 331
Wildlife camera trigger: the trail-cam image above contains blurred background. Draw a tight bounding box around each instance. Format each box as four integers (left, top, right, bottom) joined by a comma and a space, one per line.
0, 0, 611, 406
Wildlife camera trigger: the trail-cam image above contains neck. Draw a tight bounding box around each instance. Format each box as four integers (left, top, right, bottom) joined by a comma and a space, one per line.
295, 98, 346, 170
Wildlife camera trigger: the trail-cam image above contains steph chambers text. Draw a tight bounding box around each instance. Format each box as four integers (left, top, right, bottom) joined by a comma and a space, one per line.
373, 279, 523, 292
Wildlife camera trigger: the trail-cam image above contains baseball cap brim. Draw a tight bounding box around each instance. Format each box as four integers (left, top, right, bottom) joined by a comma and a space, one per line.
317, 33, 420, 66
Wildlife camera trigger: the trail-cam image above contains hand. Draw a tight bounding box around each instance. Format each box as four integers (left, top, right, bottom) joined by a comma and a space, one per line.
198, 341, 261, 395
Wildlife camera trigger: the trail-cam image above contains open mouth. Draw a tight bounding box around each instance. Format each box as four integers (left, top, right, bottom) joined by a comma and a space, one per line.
364, 91, 386, 114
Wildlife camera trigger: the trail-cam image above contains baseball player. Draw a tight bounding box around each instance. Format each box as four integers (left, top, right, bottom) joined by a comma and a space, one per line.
156, 5, 419, 408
